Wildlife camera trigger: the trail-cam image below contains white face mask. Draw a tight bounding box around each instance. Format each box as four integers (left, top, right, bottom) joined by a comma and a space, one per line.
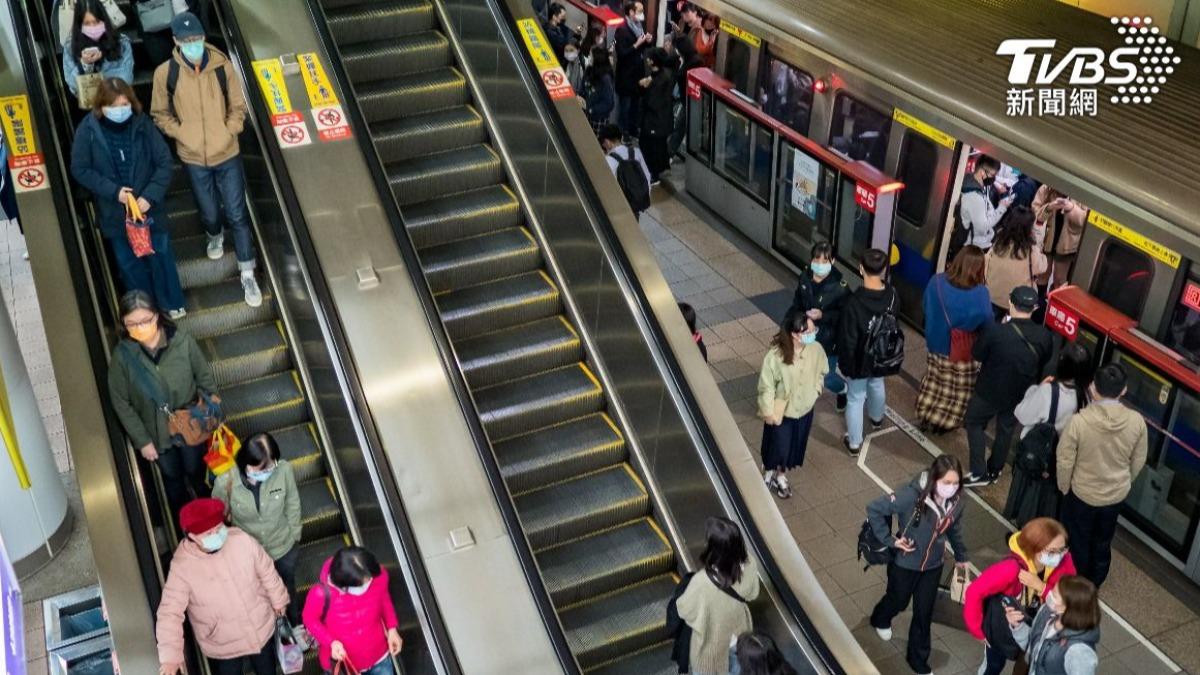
565, 51, 578, 62
634, 12, 645, 22
1038, 551, 1065, 568
346, 577, 372, 596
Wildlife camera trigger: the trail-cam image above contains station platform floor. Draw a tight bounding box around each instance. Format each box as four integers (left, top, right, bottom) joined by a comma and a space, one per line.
640, 165, 1200, 674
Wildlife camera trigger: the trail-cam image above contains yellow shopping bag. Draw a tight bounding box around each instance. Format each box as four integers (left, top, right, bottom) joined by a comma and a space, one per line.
204, 424, 241, 476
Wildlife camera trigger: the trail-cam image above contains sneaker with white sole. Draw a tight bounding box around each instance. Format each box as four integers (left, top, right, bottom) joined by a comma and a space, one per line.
167, 308, 187, 320
874, 626, 892, 641
962, 472, 991, 488
241, 274, 263, 307
207, 235, 224, 260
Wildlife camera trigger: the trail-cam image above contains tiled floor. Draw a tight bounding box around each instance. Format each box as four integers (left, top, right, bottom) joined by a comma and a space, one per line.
640, 166, 1197, 674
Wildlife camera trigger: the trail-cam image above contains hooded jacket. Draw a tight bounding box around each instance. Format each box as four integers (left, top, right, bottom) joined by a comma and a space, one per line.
786, 265, 849, 354
1057, 400, 1148, 506
302, 557, 399, 672
71, 112, 174, 238
867, 472, 968, 572
1011, 602, 1100, 675
836, 284, 899, 379
150, 45, 247, 167
155, 528, 289, 665
962, 532, 1077, 641
960, 173, 1009, 249
212, 460, 302, 560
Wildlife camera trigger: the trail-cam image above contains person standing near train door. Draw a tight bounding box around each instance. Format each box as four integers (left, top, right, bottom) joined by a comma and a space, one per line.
948, 154, 1014, 260
614, 1, 652, 139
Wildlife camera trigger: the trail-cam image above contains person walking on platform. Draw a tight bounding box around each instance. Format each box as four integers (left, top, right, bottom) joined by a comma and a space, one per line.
150, 13, 262, 308
62, 0, 134, 104
836, 248, 902, 455
867, 455, 969, 675
962, 286, 1053, 487
638, 47, 674, 185
303, 546, 404, 675
598, 124, 651, 217
756, 315, 827, 499
71, 77, 186, 317
614, 1, 652, 138
1057, 364, 1148, 587
784, 241, 849, 411
915, 245, 992, 433
1003, 575, 1101, 675
986, 205, 1048, 321
107, 290, 216, 521
156, 498, 290, 675
963, 517, 1076, 675
948, 154, 1014, 259
1003, 343, 1092, 526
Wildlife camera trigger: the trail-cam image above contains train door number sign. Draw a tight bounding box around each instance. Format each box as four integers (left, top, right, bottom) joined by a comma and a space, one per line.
1181, 282, 1200, 313
686, 79, 702, 100
855, 183, 877, 214
1046, 299, 1080, 340
271, 112, 312, 148
311, 104, 353, 142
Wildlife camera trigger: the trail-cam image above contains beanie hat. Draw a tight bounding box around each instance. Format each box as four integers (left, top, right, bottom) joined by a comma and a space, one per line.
179, 498, 225, 535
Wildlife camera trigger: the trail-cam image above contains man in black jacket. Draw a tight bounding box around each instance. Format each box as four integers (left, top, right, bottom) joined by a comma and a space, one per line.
614, 1, 652, 137
638, 48, 674, 185
963, 286, 1054, 487
837, 248, 899, 455
785, 241, 850, 411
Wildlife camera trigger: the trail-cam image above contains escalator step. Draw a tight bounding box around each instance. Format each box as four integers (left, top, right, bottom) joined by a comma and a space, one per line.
421, 227, 540, 293
404, 185, 521, 249
586, 641, 677, 675
371, 106, 485, 164
559, 574, 676, 670
222, 371, 308, 439
514, 464, 647, 551
494, 412, 622, 495
457, 316, 581, 390
202, 322, 290, 388
272, 423, 326, 485
295, 533, 352, 595
437, 271, 559, 341
324, 0, 435, 46
354, 67, 467, 124
340, 31, 451, 84
178, 281, 275, 341
174, 235, 238, 290
165, 198, 204, 239
299, 478, 344, 542
387, 144, 503, 206
539, 518, 674, 609
474, 363, 604, 441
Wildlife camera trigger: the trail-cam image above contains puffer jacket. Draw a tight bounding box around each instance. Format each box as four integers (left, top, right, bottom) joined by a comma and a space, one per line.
963, 532, 1077, 641
156, 528, 289, 665
150, 44, 247, 167
212, 460, 302, 560
1012, 602, 1100, 675
71, 112, 174, 238
302, 557, 400, 672
867, 472, 968, 572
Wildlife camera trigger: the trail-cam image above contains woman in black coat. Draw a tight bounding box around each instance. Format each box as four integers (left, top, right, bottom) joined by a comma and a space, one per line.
71, 77, 186, 317
638, 48, 674, 184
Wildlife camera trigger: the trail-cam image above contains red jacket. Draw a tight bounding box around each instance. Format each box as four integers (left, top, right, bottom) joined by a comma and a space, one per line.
302, 558, 400, 671
963, 533, 1077, 640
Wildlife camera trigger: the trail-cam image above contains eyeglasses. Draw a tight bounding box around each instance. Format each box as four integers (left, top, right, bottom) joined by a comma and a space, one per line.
123, 315, 156, 330
1044, 545, 1069, 556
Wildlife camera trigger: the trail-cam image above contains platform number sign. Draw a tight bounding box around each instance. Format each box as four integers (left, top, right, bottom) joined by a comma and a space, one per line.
1046, 299, 1080, 340
854, 183, 877, 214
1182, 282, 1200, 313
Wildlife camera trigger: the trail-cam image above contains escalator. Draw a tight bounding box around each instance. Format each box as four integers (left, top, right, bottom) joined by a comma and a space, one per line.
314, 0, 679, 671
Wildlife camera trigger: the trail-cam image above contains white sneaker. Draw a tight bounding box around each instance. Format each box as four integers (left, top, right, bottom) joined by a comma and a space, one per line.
167, 308, 187, 320
875, 626, 892, 641
207, 235, 225, 260
241, 273, 262, 307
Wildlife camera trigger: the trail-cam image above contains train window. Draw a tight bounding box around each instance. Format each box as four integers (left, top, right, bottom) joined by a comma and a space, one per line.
896, 133, 937, 225
713, 100, 772, 203
725, 37, 752, 94
773, 143, 837, 268
688, 90, 713, 164
1091, 239, 1153, 320
757, 55, 813, 136
829, 94, 890, 171
1164, 274, 1200, 365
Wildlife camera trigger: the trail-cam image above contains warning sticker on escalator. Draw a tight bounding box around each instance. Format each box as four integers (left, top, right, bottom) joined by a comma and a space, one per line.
297, 53, 339, 108
312, 104, 353, 142
271, 112, 312, 148
516, 19, 575, 101
0, 95, 49, 193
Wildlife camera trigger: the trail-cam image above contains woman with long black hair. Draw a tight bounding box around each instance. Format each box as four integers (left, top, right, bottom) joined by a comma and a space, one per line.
62, 0, 133, 102
677, 517, 761, 674
729, 631, 797, 675
756, 314, 827, 499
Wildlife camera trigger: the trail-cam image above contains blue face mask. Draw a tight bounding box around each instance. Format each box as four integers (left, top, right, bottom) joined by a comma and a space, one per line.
811, 262, 832, 277
800, 331, 817, 345
102, 105, 132, 124
198, 525, 227, 552
247, 467, 274, 483
180, 40, 206, 63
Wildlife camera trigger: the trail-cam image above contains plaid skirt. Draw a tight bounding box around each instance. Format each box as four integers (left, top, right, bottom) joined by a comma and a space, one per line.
915, 353, 979, 432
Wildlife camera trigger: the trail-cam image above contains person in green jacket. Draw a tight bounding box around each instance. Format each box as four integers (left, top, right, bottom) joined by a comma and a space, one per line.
213, 432, 304, 627
107, 290, 217, 522
757, 314, 828, 499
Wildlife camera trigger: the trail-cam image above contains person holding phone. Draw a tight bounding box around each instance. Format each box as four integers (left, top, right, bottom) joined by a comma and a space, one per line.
1004, 575, 1100, 675
614, 1, 653, 138
62, 0, 133, 99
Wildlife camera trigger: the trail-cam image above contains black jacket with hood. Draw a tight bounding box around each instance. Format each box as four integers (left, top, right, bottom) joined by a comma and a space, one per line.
867, 471, 968, 573
785, 266, 849, 354
836, 284, 899, 379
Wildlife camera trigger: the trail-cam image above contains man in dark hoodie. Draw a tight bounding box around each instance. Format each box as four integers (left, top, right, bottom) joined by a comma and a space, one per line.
837, 248, 900, 455
785, 241, 849, 410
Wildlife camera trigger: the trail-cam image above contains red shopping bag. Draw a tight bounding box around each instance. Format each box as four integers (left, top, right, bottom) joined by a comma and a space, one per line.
125, 197, 155, 257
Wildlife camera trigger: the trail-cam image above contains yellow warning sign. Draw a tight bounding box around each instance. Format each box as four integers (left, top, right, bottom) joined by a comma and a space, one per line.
298, 53, 338, 108
720, 19, 761, 48
893, 108, 956, 149
252, 58, 292, 116
1087, 210, 1181, 269
0, 95, 38, 157
515, 19, 575, 101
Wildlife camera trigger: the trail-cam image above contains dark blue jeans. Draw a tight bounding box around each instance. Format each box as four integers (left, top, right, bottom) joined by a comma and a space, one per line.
108, 228, 185, 312
156, 442, 208, 527
184, 155, 256, 270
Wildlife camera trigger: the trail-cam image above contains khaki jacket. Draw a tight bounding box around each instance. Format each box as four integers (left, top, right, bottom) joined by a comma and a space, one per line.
213, 460, 302, 560
1057, 401, 1148, 506
1032, 185, 1088, 257
151, 45, 247, 167
756, 342, 827, 421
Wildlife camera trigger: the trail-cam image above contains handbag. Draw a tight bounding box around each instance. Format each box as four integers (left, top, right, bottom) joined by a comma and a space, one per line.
57, 0, 126, 45
856, 494, 921, 570
125, 199, 155, 257
274, 617, 305, 674
167, 390, 224, 447
75, 71, 103, 109
135, 0, 175, 33
204, 424, 241, 474
948, 566, 972, 604
332, 659, 361, 675
935, 276, 975, 363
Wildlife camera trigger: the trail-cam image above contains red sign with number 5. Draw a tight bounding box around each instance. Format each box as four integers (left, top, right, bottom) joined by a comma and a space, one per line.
1045, 298, 1080, 340
855, 183, 877, 214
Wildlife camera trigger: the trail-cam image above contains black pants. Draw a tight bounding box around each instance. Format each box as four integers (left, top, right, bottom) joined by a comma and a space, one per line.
640, 131, 670, 180
157, 443, 209, 525
964, 395, 1018, 477
870, 563, 941, 673
1060, 491, 1122, 587
981, 643, 1009, 675
274, 546, 300, 624
208, 635, 275, 675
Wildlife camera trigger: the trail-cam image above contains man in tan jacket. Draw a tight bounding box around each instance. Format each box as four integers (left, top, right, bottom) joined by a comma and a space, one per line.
1057, 363, 1148, 588
151, 12, 261, 307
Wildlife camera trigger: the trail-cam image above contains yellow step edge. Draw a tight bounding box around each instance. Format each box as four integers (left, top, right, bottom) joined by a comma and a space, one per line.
557, 315, 580, 340
599, 412, 624, 442
577, 362, 603, 393
555, 572, 677, 615
644, 517, 673, 552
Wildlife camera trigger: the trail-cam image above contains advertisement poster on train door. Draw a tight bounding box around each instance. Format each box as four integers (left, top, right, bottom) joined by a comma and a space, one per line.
790, 149, 820, 219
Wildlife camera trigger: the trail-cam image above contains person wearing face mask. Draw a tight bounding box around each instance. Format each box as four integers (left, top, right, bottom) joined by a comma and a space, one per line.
72, 78, 186, 317
156, 498, 290, 675
542, 3, 580, 63
62, 0, 133, 102
963, 517, 1078, 675
867, 455, 969, 675
614, 0, 652, 138
303, 546, 403, 675
638, 47, 674, 185
948, 154, 1015, 261
1005, 575, 1100, 675
756, 315, 828, 499
784, 241, 850, 411
561, 41, 586, 98
694, 12, 718, 69
212, 432, 304, 630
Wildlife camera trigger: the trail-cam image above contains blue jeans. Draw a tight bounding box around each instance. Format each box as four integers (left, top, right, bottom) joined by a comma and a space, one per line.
185, 156, 256, 270
844, 376, 886, 448
109, 228, 185, 311
327, 658, 395, 675
825, 355, 847, 395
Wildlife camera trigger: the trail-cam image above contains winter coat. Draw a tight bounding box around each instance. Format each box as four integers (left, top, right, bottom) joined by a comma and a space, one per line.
1033, 185, 1088, 257
963, 532, 1077, 640
150, 45, 247, 167
986, 243, 1048, 308
70, 113, 174, 238
677, 560, 761, 675
1011, 602, 1100, 675
62, 33, 134, 95
971, 319, 1053, 409
587, 71, 615, 122
640, 67, 674, 138
212, 460, 302, 560
921, 274, 993, 356
107, 327, 217, 451
786, 266, 850, 354
543, 20, 573, 62
613, 20, 649, 95
1015, 382, 1081, 439
757, 342, 827, 420
836, 284, 899, 379
302, 558, 400, 672
867, 472, 968, 572
156, 528, 289, 665
1057, 401, 1148, 506
960, 173, 1009, 249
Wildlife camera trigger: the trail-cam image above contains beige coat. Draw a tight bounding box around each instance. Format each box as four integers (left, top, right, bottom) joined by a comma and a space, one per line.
1057, 401, 1148, 506
986, 230, 1048, 308
677, 559, 761, 674
1032, 185, 1088, 257
151, 45, 247, 167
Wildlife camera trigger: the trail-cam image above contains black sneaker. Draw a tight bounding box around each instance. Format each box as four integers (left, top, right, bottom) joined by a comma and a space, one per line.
836, 393, 847, 412
963, 472, 991, 488
987, 467, 1004, 484
870, 417, 885, 431
842, 434, 860, 457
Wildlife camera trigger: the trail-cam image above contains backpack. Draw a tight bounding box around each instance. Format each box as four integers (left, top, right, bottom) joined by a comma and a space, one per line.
166, 57, 229, 122
856, 491, 922, 571
666, 570, 746, 673
609, 146, 651, 214
865, 292, 905, 376
1014, 384, 1060, 480
945, 185, 983, 262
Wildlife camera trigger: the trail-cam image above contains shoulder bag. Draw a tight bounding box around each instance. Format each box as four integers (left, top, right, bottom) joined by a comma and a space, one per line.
857, 493, 922, 571
936, 276, 976, 363
121, 341, 224, 447
75, 70, 103, 110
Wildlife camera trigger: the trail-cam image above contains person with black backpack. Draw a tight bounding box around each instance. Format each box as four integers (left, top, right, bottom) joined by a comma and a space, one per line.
836, 248, 904, 455
598, 124, 652, 218
1003, 343, 1092, 527
946, 154, 1015, 261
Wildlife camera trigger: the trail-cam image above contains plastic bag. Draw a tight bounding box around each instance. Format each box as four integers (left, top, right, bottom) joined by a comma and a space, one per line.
275, 617, 305, 674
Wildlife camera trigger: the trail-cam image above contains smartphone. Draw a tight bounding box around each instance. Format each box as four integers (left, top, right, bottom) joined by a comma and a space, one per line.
1001, 595, 1024, 613
83, 46, 101, 56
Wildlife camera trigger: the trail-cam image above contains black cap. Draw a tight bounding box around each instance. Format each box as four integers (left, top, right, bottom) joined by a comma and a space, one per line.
1010, 286, 1039, 312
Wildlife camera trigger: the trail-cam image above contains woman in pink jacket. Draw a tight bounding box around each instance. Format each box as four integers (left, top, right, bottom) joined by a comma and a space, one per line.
156, 498, 290, 675
303, 546, 403, 674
